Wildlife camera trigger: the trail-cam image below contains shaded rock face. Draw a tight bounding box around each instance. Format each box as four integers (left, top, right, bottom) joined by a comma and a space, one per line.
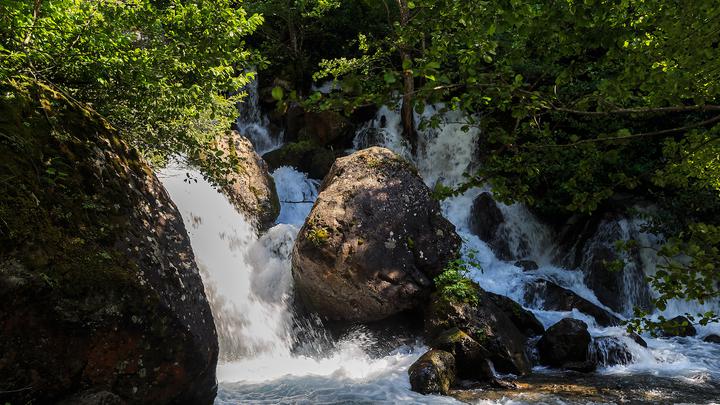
660, 316, 697, 337
555, 212, 653, 316
486, 292, 545, 337
0, 81, 218, 404
469, 192, 515, 261
537, 319, 592, 371
299, 110, 353, 146
524, 279, 621, 327
262, 141, 337, 180
291, 147, 461, 322
425, 285, 540, 376
408, 350, 456, 395
217, 131, 280, 231
704, 334, 720, 344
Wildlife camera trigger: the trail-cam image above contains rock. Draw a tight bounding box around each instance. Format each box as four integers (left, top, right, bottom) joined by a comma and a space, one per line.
660, 316, 697, 337
628, 332, 648, 348
704, 334, 720, 344
215, 132, 280, 231
537, 318, 592, 370
486, 292, 545, 337
469, 192, 513, 260
431, 328, 493, 380
0, 81, 218, 403
524, 279, 621, 327
283, 102, 306, 142
58, 390, 127, 405
262, 141, 336, 180
299, 110, 353, 147
425, 285, 534, 376
291, 147, 460, 322
555, 212, 653, 316
589, 336, 634, 366
515, 260, 539, 272
408, 350, 456, 395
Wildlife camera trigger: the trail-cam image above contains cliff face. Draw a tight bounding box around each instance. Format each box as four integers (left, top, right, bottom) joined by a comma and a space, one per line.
0, 80, 218, 404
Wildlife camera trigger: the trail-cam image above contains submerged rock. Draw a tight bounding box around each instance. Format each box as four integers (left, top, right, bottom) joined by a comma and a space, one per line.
425, 284, 539, 376
589, 336, 635, 366
537, 318, 593, 371
524, 279, 621, 327
704, 334, 720, 344
291, 147, 460, 322
408, 350, 456, 395
215, 131, 280, 231
0, 81, 217, 404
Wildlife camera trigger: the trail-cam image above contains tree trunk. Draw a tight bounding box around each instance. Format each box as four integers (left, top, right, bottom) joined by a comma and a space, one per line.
396, 0, 418, 154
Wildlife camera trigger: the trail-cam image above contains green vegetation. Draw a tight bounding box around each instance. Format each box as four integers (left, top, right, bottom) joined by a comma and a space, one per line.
307, 225, 330, 246
434, 255, 481, 305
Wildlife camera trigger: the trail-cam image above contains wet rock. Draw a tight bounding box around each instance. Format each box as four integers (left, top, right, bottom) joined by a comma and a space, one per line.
291, 147, 460, 322
0, 81, 217, 404
262, 141, 336, 180
704, 334, 720, 344
425, 285, 535, 376
524, 279, 621, 327
660, 316, 697, 337
299, 110, 353, 147
431, 328, 493, 380
215, 132, 280, 231
408, 350, 456, 395
589, 336, 634, 366
486, 292, 545, 337
469, 192, 513, 260
628, 332, 648, 348
554, 212, 653, 316
58, 390, 127, 405
537, 318, 592, 371
515, 260, 539, 272
283, 102, 306, 142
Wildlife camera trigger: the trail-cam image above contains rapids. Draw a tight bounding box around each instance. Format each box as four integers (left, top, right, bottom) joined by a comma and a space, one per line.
160, 88, 720, 403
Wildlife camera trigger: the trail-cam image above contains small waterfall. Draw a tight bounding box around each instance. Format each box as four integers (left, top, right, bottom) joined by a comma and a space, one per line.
236, 77, 282, 155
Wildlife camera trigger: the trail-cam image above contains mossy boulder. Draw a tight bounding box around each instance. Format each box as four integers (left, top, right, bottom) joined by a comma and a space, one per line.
425, 283, 539, 376
431, 328, 494, 381
214, 131, 280, 231
0, 80, 218, 404
291, 147, 461, 322
408, 349, 456, 395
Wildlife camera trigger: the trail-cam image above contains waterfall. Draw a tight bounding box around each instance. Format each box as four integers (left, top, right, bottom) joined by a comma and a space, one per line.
158, 90, 720, 403
235, 78, 282, 155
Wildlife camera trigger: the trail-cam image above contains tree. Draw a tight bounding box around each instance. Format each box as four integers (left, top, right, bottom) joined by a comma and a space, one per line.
313, 0, 720, 329
0, 0, 263, 173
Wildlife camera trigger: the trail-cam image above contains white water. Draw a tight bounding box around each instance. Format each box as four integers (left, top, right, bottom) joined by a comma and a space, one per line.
160, 98, 720, 404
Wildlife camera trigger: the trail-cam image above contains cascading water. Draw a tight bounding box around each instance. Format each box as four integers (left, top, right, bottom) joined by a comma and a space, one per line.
160, 90, 720, 403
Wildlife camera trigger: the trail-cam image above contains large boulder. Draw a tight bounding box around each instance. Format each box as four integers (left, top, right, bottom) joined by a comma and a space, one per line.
431, 328, 494, 381
537, 318, 593, 371
425, 284, 539, 376
0, 81, 218, 403
589, 336, 635, 367
291, 147, 461, 322
215, 131, 280, 231
524, 279, 621, 327
299, 110, 353, 147
408, 350, 456, 395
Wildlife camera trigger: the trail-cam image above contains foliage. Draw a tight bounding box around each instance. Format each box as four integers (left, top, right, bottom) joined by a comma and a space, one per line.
434, 253, 481, 305
0, 0, 263, 169
310, 0, 720, 330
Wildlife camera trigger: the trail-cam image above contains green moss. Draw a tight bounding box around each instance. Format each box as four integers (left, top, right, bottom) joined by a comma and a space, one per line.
307, 226, 330, 246
0, 78, 159, 321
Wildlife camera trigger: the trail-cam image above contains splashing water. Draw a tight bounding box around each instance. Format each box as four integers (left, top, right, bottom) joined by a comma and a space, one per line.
160, 95, 720, 404
236, 77, 282, 155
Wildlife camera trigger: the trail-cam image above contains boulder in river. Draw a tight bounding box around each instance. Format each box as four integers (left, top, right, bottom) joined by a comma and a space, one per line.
704, 334, 720, 344
214, 131, 280, 231
425, 283, 539, 376
589, 336, 635, 367
0, 80, 218, 403
291, 147, 461, 322
537, 318, 593, 371
262, 140, 336, 180
660, 316, 697, 337
431, 327, 494, 380
469, 192, 515, 260
408, 349, 456, 395
524, 279, 621, 327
